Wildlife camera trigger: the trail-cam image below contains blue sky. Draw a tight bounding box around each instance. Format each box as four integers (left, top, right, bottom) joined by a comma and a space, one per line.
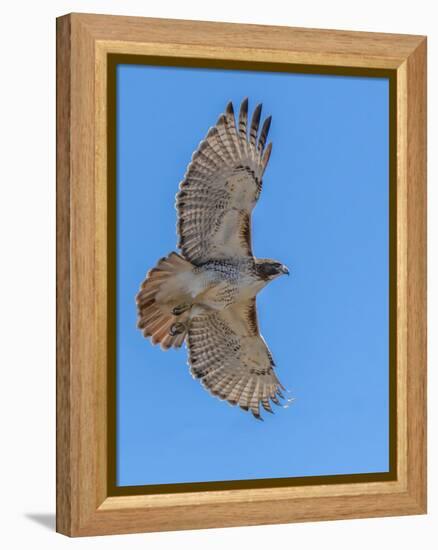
116, 64, 389, 487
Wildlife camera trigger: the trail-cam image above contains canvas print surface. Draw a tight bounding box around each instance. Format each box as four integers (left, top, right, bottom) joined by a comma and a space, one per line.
115, 64, 390, 487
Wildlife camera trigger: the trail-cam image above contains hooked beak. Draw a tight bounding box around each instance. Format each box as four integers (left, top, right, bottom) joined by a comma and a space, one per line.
281, 264, 290, 276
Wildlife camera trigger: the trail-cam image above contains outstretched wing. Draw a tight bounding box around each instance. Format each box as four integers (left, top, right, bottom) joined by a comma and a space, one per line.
187, 299, 286, 419
176, 99, 272, 265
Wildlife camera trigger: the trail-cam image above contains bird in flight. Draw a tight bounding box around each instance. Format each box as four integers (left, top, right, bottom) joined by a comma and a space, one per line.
136, 98, 290, 419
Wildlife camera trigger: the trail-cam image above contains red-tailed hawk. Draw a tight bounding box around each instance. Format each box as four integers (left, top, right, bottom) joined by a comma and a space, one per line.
136, 99, 290, 419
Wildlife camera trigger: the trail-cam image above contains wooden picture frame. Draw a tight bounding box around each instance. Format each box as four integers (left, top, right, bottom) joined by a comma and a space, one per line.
56, 12, 427, 537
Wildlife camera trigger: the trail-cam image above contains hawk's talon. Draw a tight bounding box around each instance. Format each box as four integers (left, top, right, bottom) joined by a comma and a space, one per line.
172, 303, 191, 316
170, 322, 186, 336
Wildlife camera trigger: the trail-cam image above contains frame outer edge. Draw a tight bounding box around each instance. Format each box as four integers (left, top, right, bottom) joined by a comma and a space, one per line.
406, 37, 427, 512
56, 14, 73, 536
68, 12, 426, 63
55, 13, 428, 536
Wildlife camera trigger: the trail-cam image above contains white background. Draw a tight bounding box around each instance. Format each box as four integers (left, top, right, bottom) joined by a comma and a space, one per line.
0, 1, 435, 548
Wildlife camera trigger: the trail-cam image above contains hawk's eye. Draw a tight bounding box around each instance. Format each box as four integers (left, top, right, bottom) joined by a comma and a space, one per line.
259, 263, 279, 277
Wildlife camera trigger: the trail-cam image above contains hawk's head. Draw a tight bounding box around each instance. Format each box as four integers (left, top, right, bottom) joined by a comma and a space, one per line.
255, 259, 290, 281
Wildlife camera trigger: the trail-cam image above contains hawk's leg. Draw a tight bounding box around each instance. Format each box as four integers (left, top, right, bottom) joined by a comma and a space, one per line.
172, 303, 191, 316
169, 321, 187, 336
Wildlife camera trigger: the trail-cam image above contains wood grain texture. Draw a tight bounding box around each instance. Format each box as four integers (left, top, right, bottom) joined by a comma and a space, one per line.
405, 38, 427, 510
56, 14, 72, 536
75, 12, 423, 68
57, 12, 102, 535
73, 492, 422, 536
396, 61, 409, 490
56, 13, 427, 537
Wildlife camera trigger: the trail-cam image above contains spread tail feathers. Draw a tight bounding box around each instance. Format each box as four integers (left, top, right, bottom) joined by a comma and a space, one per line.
136, 252, 193, 350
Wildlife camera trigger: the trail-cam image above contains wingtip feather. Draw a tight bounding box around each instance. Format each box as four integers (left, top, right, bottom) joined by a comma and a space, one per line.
225, 101, 234, 115
249, 103, 262, 146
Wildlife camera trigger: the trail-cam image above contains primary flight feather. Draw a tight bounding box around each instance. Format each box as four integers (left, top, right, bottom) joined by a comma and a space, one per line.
136, 99, 289, 420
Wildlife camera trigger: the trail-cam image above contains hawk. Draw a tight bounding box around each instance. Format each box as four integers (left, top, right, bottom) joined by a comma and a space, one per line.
136, 98, 290, 419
